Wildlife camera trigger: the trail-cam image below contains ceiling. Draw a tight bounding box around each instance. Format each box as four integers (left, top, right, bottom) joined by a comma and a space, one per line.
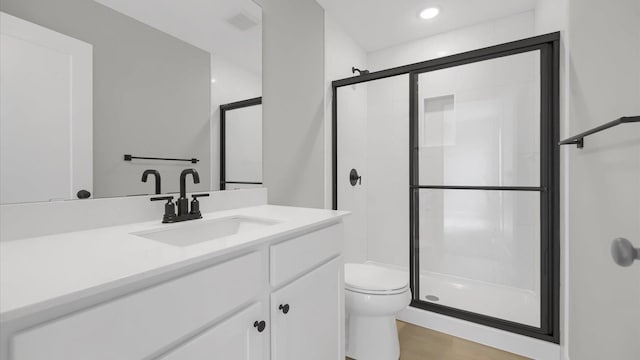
94, 0, 262, 75
316, 0, 536, 52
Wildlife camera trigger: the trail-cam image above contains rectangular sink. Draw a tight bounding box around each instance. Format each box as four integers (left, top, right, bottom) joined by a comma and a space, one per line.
132, 216, 280, 247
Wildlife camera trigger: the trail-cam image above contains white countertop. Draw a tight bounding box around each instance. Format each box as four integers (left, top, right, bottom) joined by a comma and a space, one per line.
0, 205, 348, 322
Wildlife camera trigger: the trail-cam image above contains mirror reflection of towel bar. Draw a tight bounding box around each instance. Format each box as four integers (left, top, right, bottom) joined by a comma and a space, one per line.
124, 154, 199, 163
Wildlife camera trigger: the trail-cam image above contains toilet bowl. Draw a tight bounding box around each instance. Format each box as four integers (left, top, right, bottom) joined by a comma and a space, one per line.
345, 263, 411, 360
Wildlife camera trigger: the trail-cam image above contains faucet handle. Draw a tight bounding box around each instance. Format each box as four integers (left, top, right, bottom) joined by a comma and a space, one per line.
151, 196, 176, 223
189, 193, 209, 216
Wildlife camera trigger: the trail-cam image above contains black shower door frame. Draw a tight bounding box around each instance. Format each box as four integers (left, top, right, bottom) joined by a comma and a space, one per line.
331, 32, 560, 343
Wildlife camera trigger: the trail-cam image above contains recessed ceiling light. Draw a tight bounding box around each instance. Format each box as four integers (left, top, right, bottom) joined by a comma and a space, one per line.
211, 78, 217, 84
419, 7, 440, 20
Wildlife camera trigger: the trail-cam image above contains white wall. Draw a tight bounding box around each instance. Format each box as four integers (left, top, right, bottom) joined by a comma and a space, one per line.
565, 0, 640, 359
261, 0, 325, 208
209, 54, 261, 190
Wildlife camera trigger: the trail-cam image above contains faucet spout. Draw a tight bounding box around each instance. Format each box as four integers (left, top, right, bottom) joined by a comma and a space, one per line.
142, 169, 161, 194
179, 169, 200, 199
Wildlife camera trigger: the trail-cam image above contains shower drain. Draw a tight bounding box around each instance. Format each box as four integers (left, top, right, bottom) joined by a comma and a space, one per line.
425, 295, 440, 302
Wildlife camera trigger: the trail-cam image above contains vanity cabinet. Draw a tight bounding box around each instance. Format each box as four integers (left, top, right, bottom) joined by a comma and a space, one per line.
7, 223, 344, 360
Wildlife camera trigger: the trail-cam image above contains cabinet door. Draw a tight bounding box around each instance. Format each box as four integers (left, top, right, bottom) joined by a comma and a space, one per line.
159, 302, 267, 360
271, 257, 343, 360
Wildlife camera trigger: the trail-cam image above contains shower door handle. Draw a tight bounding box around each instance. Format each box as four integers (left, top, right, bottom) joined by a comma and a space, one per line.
350, 168, 362, 186
611, 238, 639, 267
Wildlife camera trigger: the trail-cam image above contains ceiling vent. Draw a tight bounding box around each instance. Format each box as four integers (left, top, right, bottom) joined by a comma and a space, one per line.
226, 12, 259, 31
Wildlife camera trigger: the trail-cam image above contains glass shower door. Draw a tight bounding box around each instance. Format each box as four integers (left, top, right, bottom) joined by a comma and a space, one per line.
410, 48, 556, 336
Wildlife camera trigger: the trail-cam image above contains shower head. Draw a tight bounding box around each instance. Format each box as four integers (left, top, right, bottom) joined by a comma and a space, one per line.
352, 66, 370, 76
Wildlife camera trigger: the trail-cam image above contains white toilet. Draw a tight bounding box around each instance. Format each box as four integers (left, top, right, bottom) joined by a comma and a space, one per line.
344, 263, 411, 360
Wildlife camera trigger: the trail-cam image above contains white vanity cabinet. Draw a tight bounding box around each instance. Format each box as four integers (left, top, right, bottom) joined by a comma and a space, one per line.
6, 222, 344, 360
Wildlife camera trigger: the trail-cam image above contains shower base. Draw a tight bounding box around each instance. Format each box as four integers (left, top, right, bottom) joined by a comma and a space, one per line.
365, 261, 539, 327
419, 271, 539, 327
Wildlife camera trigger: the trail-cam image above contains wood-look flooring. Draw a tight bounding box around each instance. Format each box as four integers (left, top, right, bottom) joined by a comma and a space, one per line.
347, 321, 531, 360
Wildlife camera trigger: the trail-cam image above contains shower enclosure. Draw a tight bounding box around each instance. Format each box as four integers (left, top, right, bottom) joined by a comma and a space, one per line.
333, 33, 559, 342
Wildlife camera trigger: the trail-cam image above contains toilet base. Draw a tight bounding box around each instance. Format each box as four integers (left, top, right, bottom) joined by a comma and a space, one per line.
346, 314, 400, 360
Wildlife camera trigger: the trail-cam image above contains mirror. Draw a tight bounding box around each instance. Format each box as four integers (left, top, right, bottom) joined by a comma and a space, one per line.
0, 0, 262, 204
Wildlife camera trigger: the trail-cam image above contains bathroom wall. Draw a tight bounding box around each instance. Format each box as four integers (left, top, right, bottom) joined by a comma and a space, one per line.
261, 0, 325, 208
209, 54, 262, 190
566, 0, 640, 359
0, 0, 211, 198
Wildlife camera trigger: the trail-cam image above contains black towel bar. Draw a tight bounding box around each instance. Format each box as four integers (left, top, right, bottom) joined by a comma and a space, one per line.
559, 116, 639, 148
124, 154, 199, 163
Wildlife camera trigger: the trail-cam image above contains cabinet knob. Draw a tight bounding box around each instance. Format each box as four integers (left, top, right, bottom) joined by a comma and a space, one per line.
77, 189, 91, 199
253, 320, 266, 333
279, 304, 290, 314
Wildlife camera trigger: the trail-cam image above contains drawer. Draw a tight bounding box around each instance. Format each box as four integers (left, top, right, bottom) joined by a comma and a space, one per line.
12, 251, 264, 360
270, 223, 342, 287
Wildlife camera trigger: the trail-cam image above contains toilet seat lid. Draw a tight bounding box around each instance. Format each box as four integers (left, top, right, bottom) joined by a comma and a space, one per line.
345, 263, 409, 294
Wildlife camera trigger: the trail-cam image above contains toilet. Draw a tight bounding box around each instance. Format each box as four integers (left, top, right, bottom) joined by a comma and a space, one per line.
345, 263, 411, 360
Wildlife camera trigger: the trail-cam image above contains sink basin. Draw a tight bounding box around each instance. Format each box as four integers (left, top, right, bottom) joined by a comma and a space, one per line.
132, 216, 280, 246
